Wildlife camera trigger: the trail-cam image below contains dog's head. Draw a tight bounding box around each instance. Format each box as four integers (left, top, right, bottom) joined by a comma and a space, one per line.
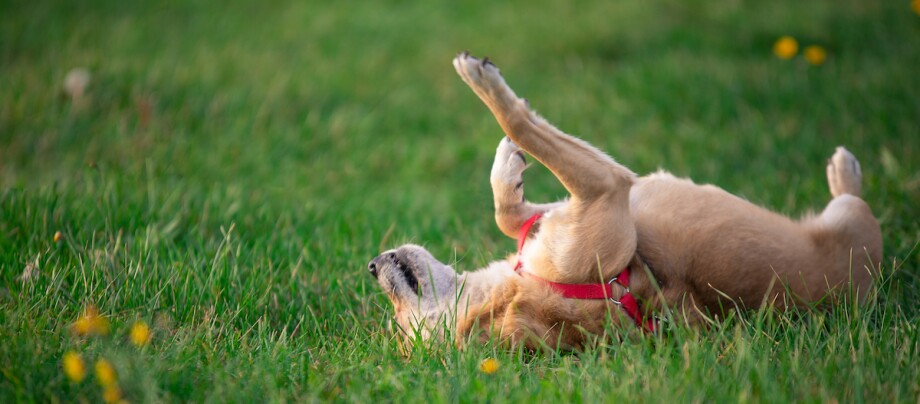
368, 244, 460, 341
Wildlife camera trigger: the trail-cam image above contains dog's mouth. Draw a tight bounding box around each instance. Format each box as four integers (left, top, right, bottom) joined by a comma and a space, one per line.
369, 251, 420, 295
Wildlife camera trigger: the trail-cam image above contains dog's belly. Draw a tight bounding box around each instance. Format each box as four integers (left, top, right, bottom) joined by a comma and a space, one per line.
629, 173, 821, 309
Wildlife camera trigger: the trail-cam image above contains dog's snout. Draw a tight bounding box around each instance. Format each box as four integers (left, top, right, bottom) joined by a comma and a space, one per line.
368, 258, 380, 278
368, 252, 396, 278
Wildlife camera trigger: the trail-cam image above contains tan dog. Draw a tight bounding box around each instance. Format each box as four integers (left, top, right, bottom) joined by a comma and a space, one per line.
368, 53, 883, 350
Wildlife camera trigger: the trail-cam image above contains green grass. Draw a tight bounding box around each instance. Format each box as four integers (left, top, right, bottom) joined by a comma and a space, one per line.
2, 0, 919, 401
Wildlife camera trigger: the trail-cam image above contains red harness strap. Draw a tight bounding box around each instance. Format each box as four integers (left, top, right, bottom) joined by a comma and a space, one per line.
514, 213, 656, 332
512, 213, 543, 273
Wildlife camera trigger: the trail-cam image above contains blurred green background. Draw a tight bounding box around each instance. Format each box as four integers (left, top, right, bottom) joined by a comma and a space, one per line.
2, 0, 918, 401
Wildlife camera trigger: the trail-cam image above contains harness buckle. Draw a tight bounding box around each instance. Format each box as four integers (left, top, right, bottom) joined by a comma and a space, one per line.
607, 275, 629, 305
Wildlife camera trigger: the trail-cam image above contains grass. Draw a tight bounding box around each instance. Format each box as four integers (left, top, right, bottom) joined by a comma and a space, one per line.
1, 0, 919, 401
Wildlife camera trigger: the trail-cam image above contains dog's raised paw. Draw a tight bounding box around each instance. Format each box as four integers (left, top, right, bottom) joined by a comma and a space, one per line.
491, 137, 527, 190
826, 146, 862, 198
453, 52, 503, 87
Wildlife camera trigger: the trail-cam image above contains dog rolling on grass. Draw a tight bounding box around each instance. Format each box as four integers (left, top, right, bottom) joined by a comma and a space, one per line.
368, 53, 883, 350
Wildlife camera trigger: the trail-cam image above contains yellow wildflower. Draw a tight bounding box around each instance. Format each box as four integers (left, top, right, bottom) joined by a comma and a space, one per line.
95, 358, 117, 387
53, 231, 63, 243
71, 305, 111, 336
913, 0, 920, 15
804, 46, 827, 65
773, 36, 798, 59
129, 321, 151, 346
479, 358, 499, 374
102, 385, 122, 403
62, 351, 86, 382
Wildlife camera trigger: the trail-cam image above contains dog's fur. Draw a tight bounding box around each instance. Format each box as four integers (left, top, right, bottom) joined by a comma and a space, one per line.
368, 53, 883, 350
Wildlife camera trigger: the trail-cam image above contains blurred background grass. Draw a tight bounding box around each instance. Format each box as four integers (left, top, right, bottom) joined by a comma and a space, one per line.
1, 0, 919, 401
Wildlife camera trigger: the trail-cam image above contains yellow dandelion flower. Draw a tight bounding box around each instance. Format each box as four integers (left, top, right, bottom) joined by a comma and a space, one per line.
71, 305, 111, 336
71, 316, 93, 335
804, 46, 827, 65
773, 36, 798, 59
129, 321, 151, 346
479, 358, 499, 374
102, 385, 122, 403
62, 351, 86, 382
53, 231, 63, 243
913, 0, 920, 15
95, 359, 117, 387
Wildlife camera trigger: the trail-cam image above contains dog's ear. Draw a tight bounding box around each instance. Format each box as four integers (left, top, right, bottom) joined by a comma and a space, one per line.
454, 318, 495, 350
455, 280, 518, 347
455, 280, 560, 351
461, 279, 624, 351
456, 306, 543, 352
498, 292, 565, 352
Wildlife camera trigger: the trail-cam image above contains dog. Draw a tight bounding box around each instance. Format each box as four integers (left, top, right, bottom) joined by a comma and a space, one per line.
368, 53, 883, 350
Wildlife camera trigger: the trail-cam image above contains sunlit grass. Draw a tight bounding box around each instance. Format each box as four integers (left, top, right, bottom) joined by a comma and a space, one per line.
1, 0, 918, 401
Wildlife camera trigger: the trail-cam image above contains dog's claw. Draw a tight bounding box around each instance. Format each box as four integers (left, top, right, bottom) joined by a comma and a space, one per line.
482, 57, 490, 66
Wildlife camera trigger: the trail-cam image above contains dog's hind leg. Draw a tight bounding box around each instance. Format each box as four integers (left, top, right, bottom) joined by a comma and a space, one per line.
781, 146, 883, 305
805, 147, 883, 299
491, 136, 566, 238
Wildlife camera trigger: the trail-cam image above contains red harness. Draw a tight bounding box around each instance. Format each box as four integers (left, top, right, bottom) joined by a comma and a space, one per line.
514, 213, 656, 332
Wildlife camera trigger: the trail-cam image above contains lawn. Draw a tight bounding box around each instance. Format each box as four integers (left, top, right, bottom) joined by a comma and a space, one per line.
1, 0, 919, 402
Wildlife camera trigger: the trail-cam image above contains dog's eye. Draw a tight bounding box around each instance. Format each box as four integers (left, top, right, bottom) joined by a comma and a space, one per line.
396, 262, 420, 295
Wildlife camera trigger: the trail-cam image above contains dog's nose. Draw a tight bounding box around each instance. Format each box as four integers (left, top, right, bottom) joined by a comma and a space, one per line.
368, 257, 380, 278
368, 252, 396, 279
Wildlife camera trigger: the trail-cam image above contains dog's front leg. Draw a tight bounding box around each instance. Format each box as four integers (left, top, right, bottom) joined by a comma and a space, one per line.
491, 137, 565, 238
456, 53, 638, 280
454, 53, 635, 202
